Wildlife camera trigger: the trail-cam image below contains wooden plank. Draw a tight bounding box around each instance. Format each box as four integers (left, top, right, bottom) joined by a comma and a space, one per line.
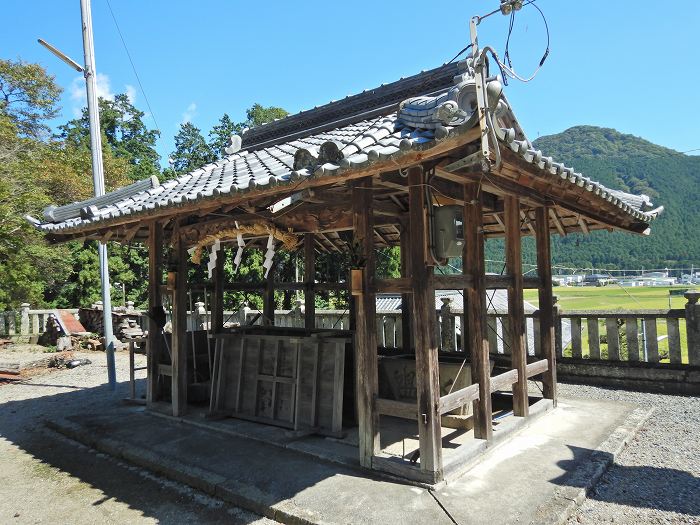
490, 369, 519, 393
331, 342, 345, 433
587, 318, 601, 360
606, 319, 620, 361
408, 165, 442, 474
376, 398, 418, 420
304, 233, 316, 330
352, 177, 380, 468
235, 337, 247, 412
626, 318, 640, 361
525, 359, 548, 378
535, 206, 556, 403
463, 182, 493, 440
438, 383, 480, 415
146, 220, 163, 406
270, 340, 281, 419
666, 318, 682, 364
644, 318, 659, 363
505, 195, 528, 417
309, 341, 320, 427
171, 221, 188, 417
571, 318, 582, 359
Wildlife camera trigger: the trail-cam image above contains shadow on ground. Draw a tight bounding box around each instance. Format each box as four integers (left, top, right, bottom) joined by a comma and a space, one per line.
552, 445, 700, 517
0, 376, 268, 524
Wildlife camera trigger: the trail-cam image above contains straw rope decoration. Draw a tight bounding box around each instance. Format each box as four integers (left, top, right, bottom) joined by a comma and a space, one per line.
189, 223, 300, 265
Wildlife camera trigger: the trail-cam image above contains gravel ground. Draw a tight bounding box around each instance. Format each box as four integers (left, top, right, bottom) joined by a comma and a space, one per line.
560, 382, 700, 525
0, 346, 276, 525
1, 345, 697, 524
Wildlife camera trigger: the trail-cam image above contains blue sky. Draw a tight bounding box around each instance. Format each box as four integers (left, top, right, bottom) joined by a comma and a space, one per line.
2, 1, 699, 164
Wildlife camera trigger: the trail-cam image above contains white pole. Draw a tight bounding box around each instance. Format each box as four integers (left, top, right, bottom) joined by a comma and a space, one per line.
80, 0, 117, 390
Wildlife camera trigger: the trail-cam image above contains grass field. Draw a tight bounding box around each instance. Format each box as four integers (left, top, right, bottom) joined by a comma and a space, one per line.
523, 285, 697, 310
522, 286, 697, 364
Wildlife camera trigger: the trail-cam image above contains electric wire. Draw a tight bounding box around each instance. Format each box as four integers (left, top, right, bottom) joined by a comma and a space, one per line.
104, 0, 161, 134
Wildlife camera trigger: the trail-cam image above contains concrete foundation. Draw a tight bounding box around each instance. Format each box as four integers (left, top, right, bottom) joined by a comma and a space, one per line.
46, 398, 650, 525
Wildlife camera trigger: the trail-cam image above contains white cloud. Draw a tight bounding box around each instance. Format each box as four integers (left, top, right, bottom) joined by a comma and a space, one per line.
70, 74, 136, 117
181, 102, 197, 125
125, 84, 137, 104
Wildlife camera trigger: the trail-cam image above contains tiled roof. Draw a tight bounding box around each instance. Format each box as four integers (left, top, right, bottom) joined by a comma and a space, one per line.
31, 60, 662, 235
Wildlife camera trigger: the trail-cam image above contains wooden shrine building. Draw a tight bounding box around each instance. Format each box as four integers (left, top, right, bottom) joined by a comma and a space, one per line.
31, 58, 662, 483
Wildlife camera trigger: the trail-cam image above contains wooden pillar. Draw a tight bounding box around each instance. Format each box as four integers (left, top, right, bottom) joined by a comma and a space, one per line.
304, 233, 316, 330
211, 245, 225, 333
399, 223, 413, 352
352, 177, 379, 468
505, 196, 528, 417
535, 206, 557, 404
407, 166, 442, 476
463, 183, 493, 440
146, 220, 163, 405
263, 254, 275, 327
171, 221, 188, 416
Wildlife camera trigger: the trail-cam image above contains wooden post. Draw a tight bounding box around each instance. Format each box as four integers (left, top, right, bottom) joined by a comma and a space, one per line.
146, 220, 163, 405
535, 206, 557, 404
400, 223, 413, 352
686, 292, 700, 365
352, 177, 379, 468
505, 195, 528, 417
407, 166, 442, 476
211, 245, 225, 333
304, 233, 316, 330
463, 182, 493, 440
171, 222, 188, 416
263, 253, 275, 327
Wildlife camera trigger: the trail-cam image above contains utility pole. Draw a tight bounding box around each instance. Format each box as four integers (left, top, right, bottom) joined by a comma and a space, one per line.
39, 1, 117, 391
80, 0, 117, 390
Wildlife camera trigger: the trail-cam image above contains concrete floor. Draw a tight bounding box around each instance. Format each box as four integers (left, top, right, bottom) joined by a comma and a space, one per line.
46, 395, 648, 525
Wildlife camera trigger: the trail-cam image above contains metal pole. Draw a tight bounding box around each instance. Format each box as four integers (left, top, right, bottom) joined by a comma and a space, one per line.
80, 0, 116, 390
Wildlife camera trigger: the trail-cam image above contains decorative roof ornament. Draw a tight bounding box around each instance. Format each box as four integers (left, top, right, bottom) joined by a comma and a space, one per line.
224, 134, 243, 155
396, 65, 502, 131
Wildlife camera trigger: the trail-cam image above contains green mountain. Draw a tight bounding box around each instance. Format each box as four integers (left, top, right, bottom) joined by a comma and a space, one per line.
527, 126, 700, 272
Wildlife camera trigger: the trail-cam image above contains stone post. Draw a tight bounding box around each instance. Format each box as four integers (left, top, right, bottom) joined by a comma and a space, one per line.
439, 297, 456, 352
238, 302, 249, 326
685, 291, 700, 366
20, 303, 30, 335
195, 301, 206, 330
293, 299, 304, 328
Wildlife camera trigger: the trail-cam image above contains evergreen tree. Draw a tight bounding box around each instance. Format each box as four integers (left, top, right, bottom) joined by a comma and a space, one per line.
167, 121, 215, 176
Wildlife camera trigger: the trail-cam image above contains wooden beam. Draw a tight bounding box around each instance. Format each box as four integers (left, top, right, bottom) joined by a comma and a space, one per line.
463, 182, 493, 440
549, 207, 567, 237
352, 178, 379, 468
171, 220, 188, 417
375, 277, 412, 294
211, 244, 225, 333
438, 383, 479, 415
535, 206, 557, 404
525, 358, 549, 378
376, 398, 417, 420
304, 233, 316, 330
520, 210, 536, 236
505, 195, 528, 417
434, 273, 474, 290
146, 220, 163, 406
408, 165, 443, 475
490, 369, 519, 393
578, 216, 590, 235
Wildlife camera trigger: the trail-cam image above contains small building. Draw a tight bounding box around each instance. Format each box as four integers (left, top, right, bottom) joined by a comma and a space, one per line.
29, 57, 661, 483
